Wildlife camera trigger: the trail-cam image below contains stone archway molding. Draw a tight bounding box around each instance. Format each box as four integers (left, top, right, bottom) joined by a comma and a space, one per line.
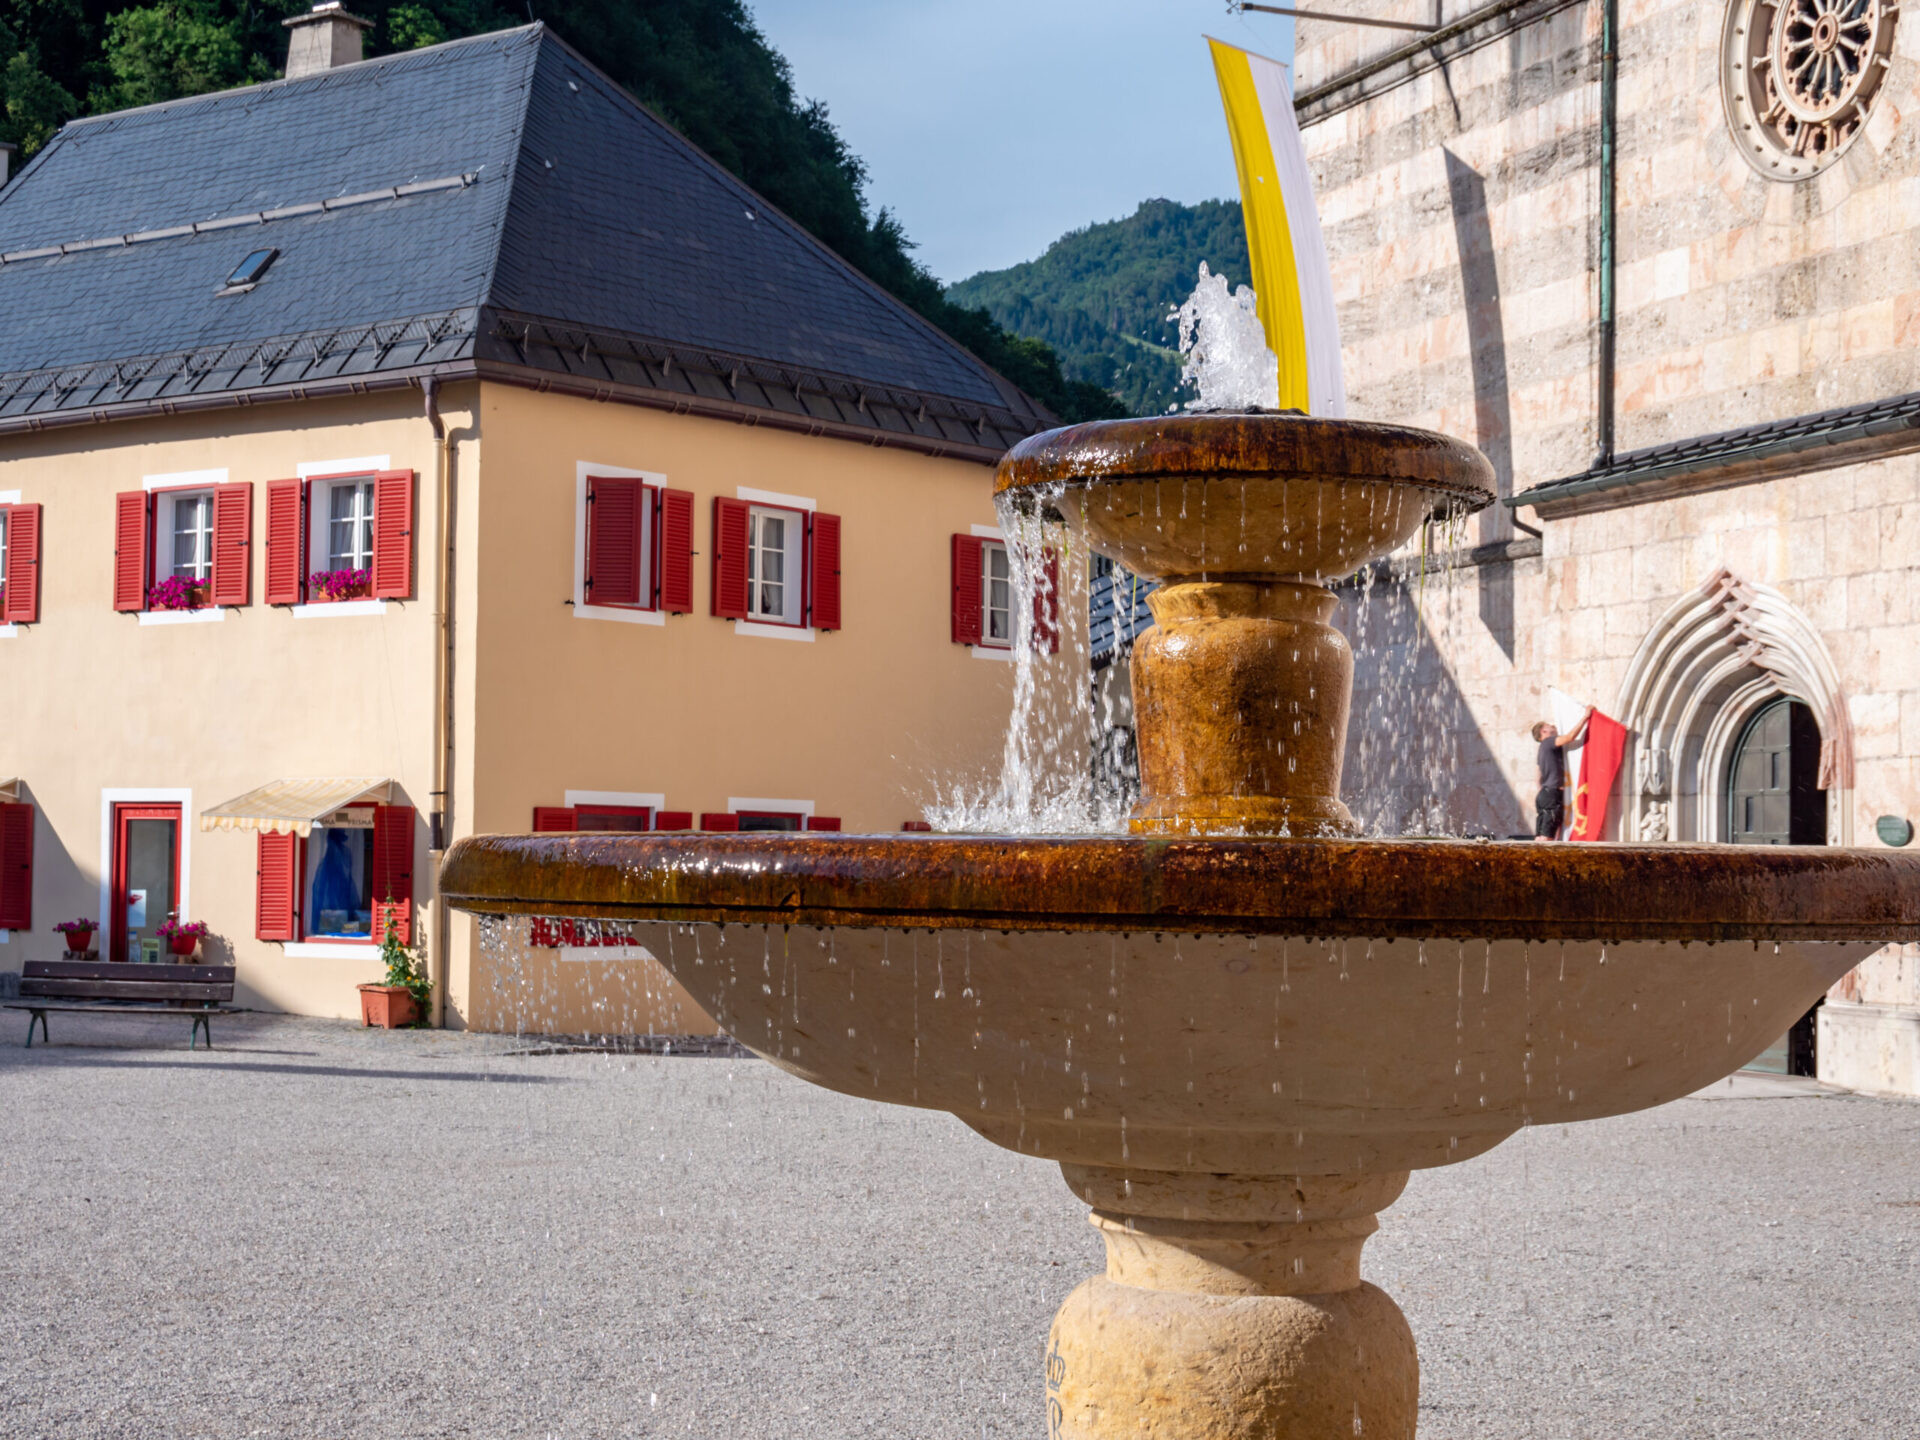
1614, 567, 1854, 843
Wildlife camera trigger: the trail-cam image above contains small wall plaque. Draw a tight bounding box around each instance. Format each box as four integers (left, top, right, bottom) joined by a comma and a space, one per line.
1875, 815, 1914, 848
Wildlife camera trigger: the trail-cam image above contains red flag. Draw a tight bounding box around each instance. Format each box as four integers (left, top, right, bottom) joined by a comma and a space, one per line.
1569, 710, 1628, 842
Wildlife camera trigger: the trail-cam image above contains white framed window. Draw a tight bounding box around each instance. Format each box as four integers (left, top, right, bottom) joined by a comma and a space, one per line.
982, 540, 1013, 647
311, 476, 376, 575
162, 490, 215, 583
572, 460, 674, 627
746, 504, 805, 626
305, 805, 376, 941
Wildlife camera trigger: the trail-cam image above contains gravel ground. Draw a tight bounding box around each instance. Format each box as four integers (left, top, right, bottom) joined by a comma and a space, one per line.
1, 1011, 1916, 1439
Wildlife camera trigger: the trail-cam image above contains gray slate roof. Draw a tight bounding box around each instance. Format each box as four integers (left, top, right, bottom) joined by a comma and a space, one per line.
0, 25, 1048, 456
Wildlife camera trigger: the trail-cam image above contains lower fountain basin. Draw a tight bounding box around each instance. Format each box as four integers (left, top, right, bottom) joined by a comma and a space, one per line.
442, 833, 1919, 1175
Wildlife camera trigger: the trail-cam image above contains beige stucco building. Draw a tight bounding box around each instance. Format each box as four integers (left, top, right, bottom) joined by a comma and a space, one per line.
1280, 0, 1920, 1092
0, 23, 1052, 1034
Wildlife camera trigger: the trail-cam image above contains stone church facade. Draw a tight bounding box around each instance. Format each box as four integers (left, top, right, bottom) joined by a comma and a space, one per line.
1293, 0, 1920, 1093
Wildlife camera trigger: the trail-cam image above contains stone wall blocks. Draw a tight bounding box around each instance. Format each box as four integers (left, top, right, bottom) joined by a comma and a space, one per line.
1869, 627, 1920, 693
1901, 693, 1920, 764
1887, 502, 1920, 561
1782, 516, 1828, 582
1851, 690, 1902, 759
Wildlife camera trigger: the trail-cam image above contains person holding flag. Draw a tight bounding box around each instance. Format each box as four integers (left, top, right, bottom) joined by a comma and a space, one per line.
1532, 711, 1591, 841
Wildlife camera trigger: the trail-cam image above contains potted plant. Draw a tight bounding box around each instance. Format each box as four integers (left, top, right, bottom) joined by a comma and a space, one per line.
357, 913, 430, 1028
308, 567, 372, 603
53, 918, 98, 955
148, 575, 209, 611
155, 919, 209, 957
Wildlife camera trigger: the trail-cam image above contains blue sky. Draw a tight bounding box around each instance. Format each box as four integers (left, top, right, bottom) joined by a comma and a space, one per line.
747, 1, 1294, 285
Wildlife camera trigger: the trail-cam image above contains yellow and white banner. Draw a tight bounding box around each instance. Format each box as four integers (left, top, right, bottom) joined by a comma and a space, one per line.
1207, 37, 1346, 416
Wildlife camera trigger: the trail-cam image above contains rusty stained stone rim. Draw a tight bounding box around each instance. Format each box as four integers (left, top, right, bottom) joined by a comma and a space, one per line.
993, 414, 1497, 513
438, 834, 1920, 943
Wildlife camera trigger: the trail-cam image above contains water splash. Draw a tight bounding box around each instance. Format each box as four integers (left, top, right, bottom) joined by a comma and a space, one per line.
1170, 262, 1279, 412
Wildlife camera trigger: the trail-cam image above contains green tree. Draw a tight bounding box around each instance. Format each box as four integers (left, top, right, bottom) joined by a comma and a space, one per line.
385, 3, 445, 50
0, 11, 81, 158
93, 1, 270, 111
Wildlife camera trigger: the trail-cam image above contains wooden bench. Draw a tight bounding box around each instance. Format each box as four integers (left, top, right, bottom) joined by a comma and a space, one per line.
5, 960, 237, 1049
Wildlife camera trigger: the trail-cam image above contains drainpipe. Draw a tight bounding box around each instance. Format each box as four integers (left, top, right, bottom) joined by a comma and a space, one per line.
424, 375, 454, 1027
1594, 0, 1618, 469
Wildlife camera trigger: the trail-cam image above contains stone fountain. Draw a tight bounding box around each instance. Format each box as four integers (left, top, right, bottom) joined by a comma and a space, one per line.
442, 414, 1920, 1438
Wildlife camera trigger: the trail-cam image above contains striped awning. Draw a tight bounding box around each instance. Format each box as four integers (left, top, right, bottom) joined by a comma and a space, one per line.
200, 778, 392, 836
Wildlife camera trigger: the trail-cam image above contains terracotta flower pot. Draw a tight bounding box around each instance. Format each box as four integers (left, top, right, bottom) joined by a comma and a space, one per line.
167, 933, 199, 956
358, 983, 420, 1029
62, 929, 94, 955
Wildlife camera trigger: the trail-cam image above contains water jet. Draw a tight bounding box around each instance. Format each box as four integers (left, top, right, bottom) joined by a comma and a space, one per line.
443, 413, 1920, 1438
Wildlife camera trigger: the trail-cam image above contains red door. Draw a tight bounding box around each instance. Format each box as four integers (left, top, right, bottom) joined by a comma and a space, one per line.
112, 803, 182, 963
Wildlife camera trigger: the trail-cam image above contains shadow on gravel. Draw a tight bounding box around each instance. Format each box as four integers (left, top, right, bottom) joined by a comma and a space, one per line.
0, 1052, 564, 1084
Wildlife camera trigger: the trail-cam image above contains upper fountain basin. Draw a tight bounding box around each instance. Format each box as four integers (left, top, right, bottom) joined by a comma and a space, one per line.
995, 414, 1495, 584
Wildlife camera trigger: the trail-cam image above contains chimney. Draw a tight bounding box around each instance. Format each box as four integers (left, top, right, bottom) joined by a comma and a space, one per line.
284, 3, 373, 79
0, 142, 16, 186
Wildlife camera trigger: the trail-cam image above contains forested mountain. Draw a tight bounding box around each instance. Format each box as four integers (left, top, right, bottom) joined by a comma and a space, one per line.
947, 199, 1252, 418
0, 0, 1121, 422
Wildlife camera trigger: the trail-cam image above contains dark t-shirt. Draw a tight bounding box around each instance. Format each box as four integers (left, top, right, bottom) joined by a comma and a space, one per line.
1537, 738, 1565, 793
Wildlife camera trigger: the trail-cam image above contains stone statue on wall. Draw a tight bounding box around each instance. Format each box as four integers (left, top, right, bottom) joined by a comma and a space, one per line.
1640, 800, 1672, 843
1637, 745, 1670, 797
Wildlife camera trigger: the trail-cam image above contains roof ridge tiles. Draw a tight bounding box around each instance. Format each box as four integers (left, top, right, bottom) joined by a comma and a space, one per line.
51, 23, 545, 134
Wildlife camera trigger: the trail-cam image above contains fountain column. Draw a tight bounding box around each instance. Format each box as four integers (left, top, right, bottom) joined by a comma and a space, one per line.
1051, 1167, 1417, 1439
1130, 580, 1356, 837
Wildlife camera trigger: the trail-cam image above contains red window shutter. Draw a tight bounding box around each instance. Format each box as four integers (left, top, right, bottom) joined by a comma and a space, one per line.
0, 803, 33, 930
532, 807, 579, 832
711, 497, 749, 619
657, 487, 695, 613
370, 804, 415, 944
586, 476, 643, 606
699, 812, 740, 832
901, 820, 933, 832
265, 479, 305, 605
1033, 546, 1061, 655
654, 810, 693, 831
255, 829, 299, 941
808, 511, 842, 630
805, 816, 842, 832
210, 483, 252, 608
950, 534, 984, 645
113, 490, 150, 612
2, 503, 42, 625
370, 469, 414, 600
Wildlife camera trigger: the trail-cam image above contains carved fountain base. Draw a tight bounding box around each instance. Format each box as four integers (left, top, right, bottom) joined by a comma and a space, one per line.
1051, 1168, 1415, 1439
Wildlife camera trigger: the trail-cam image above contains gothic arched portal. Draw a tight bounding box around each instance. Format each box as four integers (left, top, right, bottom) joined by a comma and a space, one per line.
1614, 568, 1854, 845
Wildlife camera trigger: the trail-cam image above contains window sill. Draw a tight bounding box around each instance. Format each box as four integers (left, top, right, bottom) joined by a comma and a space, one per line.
971, 644, 1015, 662
293, 599, 388, 619
557, 944, 660, 962
138, 607, 226, 626
283, 941, 381, 960
575, 603, 665, 627
0, 624, 15, 640
735, 620, 815, 643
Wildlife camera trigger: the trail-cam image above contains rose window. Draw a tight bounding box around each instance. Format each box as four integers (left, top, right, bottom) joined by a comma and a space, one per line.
1722, 0, 1899, 180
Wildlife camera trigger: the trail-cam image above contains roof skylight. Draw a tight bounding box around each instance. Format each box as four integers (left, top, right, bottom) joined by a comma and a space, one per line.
224, 248, 279, 289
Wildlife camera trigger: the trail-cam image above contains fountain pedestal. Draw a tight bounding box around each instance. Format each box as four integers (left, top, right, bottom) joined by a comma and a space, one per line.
1052, 1169, 1416, 1439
